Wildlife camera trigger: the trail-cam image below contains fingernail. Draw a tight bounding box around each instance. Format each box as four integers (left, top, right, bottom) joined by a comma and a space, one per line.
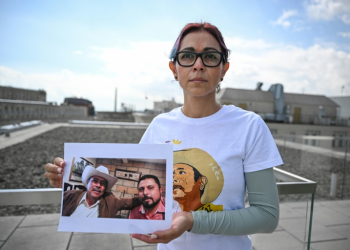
57, 168, 62, 173
58, 174, 63, 177
60, 162, 64, 167
150, 234, 157, 239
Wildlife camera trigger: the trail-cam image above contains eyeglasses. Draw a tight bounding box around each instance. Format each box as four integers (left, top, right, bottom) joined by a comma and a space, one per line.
175, 51, 224, 67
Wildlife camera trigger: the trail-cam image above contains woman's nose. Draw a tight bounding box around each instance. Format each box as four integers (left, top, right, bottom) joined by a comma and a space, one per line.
192, 56, 205, 71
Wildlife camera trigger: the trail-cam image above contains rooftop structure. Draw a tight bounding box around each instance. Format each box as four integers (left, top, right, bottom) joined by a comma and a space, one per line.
0, 86, 46, 102
330, 96, 350, 118
153, 98, 182, 113
217, 83, 343, 126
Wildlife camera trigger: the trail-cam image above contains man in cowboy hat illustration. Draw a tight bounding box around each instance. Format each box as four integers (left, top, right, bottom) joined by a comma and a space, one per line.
173, 148, 224, 212
62, 165, 140, 218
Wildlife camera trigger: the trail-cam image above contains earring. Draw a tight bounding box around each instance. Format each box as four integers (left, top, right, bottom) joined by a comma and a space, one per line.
216, 84, 221, 94
175, 76, 177, 80
221, 78, 223, 82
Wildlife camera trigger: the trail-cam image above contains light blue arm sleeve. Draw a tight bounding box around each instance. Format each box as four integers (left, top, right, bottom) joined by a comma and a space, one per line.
190, 167, 279, 235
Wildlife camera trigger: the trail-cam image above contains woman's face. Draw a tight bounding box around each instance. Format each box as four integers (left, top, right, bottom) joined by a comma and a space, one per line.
169, 31, 229, 99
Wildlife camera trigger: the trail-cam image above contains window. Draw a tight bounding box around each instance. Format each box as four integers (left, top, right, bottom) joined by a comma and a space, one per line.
333, 131, 347, 148
304, 130, 321, 146
289, 132, 296, 142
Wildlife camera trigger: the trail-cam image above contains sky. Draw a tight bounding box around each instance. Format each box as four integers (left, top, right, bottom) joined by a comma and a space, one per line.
0, 0, 349, 111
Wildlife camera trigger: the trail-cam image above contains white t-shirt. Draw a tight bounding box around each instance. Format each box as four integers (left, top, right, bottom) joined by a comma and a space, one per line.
140, 105, 283, 250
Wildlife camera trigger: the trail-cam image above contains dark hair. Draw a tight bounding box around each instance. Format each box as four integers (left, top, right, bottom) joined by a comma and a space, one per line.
169, 22, 230, 64
138, 174, 161, 189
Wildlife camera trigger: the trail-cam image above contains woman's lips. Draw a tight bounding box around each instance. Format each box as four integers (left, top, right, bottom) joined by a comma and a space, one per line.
190, 78, 207, 83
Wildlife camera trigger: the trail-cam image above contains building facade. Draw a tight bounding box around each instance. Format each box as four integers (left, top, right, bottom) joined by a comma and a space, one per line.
330, 96, 350, 118
0, 86, 46, 102
0, 85, 89, 125
216, 84, 349, 149
216, 84, 341, 125
0, 99, 87, 123
153, 98, 182, 112
63, 97, 95, 116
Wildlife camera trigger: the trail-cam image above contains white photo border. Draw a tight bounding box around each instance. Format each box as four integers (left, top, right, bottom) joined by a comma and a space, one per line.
58, 143, 173, 234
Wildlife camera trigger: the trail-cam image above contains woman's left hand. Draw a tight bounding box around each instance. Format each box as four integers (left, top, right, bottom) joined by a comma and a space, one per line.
131, 211, 194, 244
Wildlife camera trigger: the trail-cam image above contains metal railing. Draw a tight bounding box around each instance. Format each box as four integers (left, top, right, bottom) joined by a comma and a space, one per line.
0, 168, 317, 249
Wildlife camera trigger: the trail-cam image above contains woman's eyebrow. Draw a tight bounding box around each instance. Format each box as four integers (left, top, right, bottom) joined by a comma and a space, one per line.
180, 47, 195, 51
179, 47, 220, 52
203, 47, 219, 52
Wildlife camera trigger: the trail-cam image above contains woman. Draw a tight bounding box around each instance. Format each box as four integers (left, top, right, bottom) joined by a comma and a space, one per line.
45, 22, 283, 250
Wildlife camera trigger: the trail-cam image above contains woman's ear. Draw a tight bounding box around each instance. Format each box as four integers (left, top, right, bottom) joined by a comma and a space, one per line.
221, 62, 230, 79
169, 61, 177, 78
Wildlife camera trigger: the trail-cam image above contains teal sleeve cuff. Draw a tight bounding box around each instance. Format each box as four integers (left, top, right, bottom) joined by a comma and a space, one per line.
190, 167, 279, 235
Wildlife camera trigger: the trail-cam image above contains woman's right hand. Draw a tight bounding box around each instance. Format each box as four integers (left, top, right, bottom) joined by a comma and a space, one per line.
44, 157, 65, 188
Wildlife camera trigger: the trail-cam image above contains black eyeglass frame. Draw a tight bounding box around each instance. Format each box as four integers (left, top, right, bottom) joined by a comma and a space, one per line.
174, 51, 224, 67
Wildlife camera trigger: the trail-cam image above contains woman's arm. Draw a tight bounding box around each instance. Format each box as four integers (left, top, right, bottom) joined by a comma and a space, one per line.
190, 167, 279, 235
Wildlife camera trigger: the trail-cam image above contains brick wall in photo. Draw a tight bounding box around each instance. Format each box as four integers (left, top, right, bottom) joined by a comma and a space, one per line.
96, 158, 166, 218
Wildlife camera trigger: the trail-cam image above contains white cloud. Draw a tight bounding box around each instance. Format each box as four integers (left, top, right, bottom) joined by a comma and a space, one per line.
1, 38, 350, 112
271, 10, 299, 28
224, 38, 350, 96
89, 41, 173, 86
225, 37, 272, 50
338, 32, 350, 38
0, 41, 182, 111
73, 50, 83, 55
305, 0, 350, 24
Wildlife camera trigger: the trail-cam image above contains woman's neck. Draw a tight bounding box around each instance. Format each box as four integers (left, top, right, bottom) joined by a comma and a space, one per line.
181, 95, 222, 118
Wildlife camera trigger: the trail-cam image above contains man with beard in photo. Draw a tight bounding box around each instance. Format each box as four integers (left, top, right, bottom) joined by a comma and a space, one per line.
129, 175, 165, 220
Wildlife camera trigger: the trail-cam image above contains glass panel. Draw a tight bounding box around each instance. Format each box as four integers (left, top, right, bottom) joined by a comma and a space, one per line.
250, 194, 313, 250
275, 135, 349, 200
271, 134, 350, 249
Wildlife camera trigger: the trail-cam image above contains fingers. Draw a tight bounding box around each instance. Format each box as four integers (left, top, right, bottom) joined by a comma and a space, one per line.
44, 171, 62, 180
54, 157, 65, 167
131, 234, 161, 244
131, 229, 175, 244
131, 212, 193, 244
45, 163, 63, 174
45, 157, 64, 174
50, 179, 63, 188
44, 157, 65, 188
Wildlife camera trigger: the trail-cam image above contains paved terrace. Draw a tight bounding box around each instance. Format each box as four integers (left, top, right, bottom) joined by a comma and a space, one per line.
0, 123, 349, 249
1, 200, 349, 250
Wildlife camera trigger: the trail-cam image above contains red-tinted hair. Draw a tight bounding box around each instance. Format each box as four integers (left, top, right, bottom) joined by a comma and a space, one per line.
170, 22, 230, 63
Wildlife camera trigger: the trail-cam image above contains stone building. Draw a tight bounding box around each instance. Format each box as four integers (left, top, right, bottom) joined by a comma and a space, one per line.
0, 85, 88, 125
216, 83, 340, 125
153, 98, 182, 112
0, 86, 47, 102
216, 83, 349, 149
0, 99, 87, 124
63, 97, 95, 116
330, 96, 350, 119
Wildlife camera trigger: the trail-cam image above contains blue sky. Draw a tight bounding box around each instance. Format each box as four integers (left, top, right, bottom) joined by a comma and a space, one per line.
1, 0, 349, 111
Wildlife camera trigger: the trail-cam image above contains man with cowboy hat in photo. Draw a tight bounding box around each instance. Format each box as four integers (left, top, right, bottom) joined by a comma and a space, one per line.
62, 165, 140, 218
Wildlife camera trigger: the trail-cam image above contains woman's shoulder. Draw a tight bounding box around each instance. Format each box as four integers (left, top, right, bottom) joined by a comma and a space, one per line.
152, 107, 181, 122
223, 105, 262, 122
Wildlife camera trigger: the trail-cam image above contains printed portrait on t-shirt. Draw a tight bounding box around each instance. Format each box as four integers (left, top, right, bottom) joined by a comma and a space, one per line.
173, 148, 224, 212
